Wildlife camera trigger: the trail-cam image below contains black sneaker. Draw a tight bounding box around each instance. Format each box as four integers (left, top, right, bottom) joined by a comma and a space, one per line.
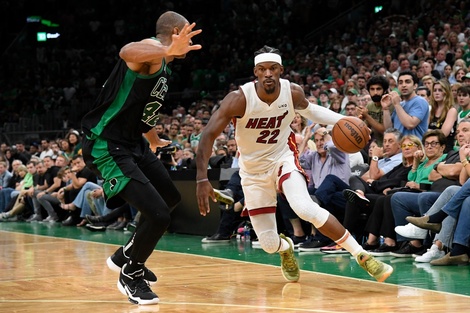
342, 189, 370, 205
291, 235, 308, 248
118, 264, 159, 305
85, 214, 103, 224
107, 247, 157, 285
298, 239, 332, 252
390, 241, 426, 258
362, 242, 380, 251
85, 223, 107, 231
201, 233, 231, 243
369, 244, 399, 256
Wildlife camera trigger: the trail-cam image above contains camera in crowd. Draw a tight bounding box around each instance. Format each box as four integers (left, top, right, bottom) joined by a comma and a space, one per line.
157, 145, 178, 155
155, 144, 181, 166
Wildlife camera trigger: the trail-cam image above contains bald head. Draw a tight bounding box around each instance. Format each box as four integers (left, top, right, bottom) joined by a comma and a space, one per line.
156, 11, 188, 36
421, 62, 432, 75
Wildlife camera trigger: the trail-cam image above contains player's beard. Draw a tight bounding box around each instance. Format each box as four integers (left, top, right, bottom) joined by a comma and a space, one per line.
264, 86, 276, 94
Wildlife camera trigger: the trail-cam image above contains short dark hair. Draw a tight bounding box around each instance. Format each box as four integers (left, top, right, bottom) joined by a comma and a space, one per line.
254, 45, 281, 57
417, 86, 431, 97
398, 70, 418, 85
457, 85, 470, 96
367, 75, 389, 91
422, 129, 446, 146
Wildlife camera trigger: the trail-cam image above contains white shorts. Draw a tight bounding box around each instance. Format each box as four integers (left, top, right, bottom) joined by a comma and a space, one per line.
239, 153, 304, 216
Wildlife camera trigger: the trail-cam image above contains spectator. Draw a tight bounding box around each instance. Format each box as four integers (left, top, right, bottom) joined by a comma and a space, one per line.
189, 117, 204, 153
344, 101, 358, 117
0, 162, 37, 221
66, 130, 82, 156
428, 79, 458, 152
416, 86, 431, 103
60, 139, 75, 160
382, 70, 430, 139
435, 50, 449, 77
366, 130, 446, 257
0, 161, 12, 193
358, 75, 389, 146
58, 155, 97, 226
28, 156, 63, 222
168, 123, 182, 145
457, 85, 470, 123
12, 141, 31, 165
155, 122, 170, 140
343, 135, 423, 245
290, 113, 308, 136
0, 159, 23, 212
39, 139, 54, 160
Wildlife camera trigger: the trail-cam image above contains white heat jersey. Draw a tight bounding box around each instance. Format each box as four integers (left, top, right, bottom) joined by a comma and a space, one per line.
236, 78, 296, 174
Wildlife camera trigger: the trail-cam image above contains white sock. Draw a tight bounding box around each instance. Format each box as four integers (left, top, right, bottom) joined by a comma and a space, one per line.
336, 230, 364, 257
279, 237, 291, 252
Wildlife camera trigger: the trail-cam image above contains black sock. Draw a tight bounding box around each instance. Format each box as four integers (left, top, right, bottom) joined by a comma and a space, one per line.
427, 211, 448, 223
450, 243, 468, 257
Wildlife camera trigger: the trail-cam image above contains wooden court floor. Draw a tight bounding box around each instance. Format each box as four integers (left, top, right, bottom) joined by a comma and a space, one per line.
1, 225, 470, 312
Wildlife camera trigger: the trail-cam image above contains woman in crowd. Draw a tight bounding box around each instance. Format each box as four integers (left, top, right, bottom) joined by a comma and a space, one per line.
60, 139, 75, 161
290, 113, 308, 136
428, 79, 458, 152
453, 67, 467, 84
66, 130, 82, 157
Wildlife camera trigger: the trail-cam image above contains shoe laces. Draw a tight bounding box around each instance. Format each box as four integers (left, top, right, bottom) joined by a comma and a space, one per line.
358, 253, 382, 275
280, 249, 297, 271
130, 276, 152, 293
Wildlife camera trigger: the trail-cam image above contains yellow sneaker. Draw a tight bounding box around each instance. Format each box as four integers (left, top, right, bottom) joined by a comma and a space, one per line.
279, 234, 300, 282
357, 251, 393, 282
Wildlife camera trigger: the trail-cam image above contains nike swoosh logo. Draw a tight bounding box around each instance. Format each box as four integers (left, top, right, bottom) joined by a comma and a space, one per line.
125, 285, 137, 295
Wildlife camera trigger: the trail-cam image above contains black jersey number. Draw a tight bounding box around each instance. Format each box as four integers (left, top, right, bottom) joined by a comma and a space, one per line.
256, 129, 280, 144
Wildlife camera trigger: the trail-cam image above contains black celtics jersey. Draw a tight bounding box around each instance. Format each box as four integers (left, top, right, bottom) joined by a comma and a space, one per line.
82, 57, 172, 146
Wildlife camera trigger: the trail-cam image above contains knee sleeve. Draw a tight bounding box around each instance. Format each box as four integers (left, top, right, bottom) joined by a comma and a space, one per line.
282, 171, 329, 228
250, 213, 281, 254
258, 229, 281, 254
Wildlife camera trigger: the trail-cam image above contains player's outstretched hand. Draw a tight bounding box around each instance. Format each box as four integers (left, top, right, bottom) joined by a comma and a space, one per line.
196, 181, 216, 216
168, 22, 202, 56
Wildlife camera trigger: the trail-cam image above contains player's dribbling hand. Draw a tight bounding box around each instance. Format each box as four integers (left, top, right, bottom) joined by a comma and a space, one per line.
196, 181, 216, 216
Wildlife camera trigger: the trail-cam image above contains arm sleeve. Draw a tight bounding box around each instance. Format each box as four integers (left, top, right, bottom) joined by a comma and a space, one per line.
296, 102, 344, 126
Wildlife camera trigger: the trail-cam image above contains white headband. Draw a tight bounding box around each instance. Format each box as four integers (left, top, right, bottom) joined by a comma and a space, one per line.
254, 53, 282, 66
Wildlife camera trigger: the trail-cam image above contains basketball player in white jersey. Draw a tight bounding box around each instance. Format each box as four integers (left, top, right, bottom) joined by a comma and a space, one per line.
196, 46, 393, 282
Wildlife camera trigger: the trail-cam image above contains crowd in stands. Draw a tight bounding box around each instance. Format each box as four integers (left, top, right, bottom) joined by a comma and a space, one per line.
1, 0, 470, 268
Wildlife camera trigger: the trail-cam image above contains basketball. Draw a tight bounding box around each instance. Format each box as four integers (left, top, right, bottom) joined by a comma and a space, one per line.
331, 116, 370, 153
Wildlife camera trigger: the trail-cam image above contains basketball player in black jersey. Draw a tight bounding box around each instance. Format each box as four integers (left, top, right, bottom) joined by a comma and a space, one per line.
81, 11, 201, 305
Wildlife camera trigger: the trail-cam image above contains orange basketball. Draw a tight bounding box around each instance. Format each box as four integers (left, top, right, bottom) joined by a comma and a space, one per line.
331, 116, 370, 153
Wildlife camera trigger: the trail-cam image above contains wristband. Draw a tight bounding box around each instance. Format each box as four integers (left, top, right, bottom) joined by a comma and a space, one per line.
462, 159, 469, 167
196, 178, 209, 184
